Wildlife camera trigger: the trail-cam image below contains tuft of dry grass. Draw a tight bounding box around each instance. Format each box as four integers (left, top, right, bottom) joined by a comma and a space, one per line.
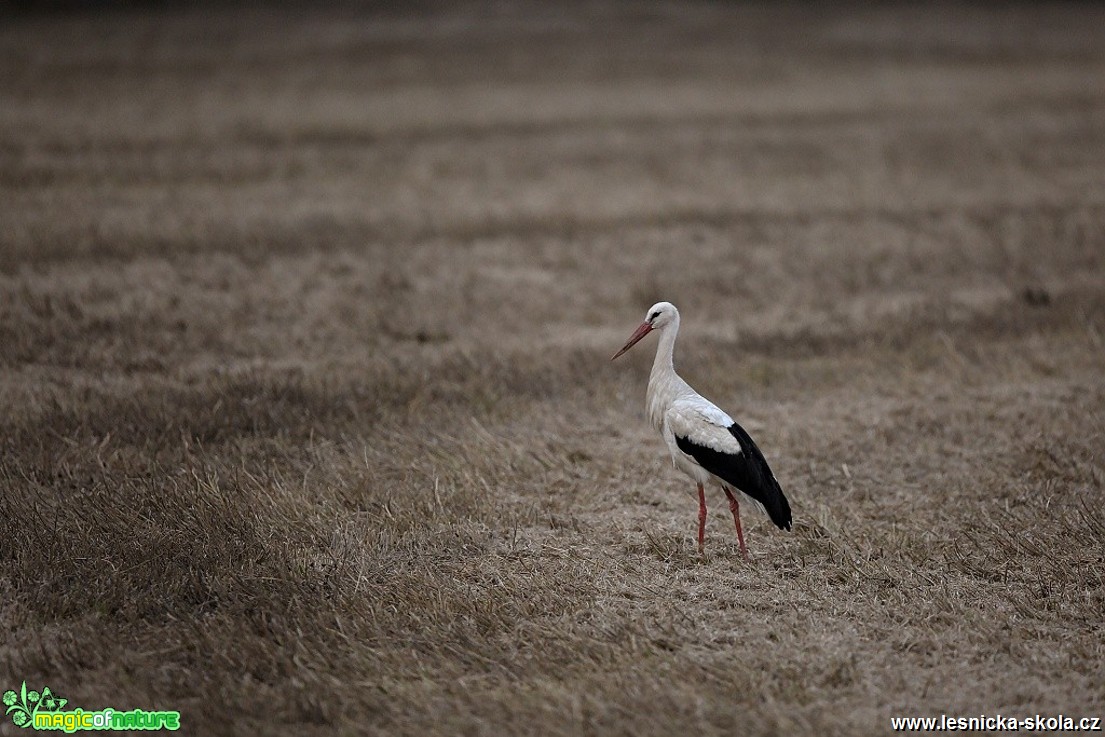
1, 2, 1104, 735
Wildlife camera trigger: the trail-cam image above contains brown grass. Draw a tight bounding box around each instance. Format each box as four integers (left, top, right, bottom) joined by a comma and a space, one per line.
2, 2, 1104, 734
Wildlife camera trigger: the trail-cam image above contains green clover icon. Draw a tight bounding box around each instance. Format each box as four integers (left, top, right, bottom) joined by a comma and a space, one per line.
12, 710, 27, 726
2, 690, 16, 707
26, 691, 39, 704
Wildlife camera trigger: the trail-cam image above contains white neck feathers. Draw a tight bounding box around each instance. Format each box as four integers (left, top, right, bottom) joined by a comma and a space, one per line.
645, 314, 687, 430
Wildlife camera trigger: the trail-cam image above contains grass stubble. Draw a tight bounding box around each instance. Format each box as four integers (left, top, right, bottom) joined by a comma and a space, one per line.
1, 3, 1104, 735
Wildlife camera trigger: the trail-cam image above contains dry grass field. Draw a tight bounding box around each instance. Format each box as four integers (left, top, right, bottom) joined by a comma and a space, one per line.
2, 2, 1104, 734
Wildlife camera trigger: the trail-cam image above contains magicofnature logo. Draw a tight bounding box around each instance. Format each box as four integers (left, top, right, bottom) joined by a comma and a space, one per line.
3, 682, 180, 732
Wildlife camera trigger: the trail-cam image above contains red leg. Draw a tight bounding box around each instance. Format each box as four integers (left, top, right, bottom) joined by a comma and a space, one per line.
697, 483, 707, 554
724, 487, 750, 562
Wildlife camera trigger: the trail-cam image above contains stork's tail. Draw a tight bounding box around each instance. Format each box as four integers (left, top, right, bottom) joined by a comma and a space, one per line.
726, 421, 792, 531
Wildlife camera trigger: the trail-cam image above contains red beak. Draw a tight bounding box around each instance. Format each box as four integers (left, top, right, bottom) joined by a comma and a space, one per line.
611, 321, 653, 360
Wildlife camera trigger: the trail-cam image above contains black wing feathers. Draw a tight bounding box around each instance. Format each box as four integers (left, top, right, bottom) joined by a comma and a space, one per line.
674, 422, 792, 531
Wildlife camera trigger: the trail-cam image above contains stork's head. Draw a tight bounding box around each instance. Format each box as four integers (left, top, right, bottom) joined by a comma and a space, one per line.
611, 301, 679, 360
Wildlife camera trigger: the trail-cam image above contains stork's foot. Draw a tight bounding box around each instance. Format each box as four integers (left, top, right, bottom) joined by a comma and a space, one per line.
723, 487, 751, 562
696, 483, 707, 555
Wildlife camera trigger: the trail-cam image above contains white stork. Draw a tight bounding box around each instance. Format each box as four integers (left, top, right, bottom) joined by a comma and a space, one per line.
611, 301, 791, 560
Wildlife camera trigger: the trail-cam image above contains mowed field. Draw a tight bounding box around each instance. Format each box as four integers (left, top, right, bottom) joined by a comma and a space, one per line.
2, 2, 1104, 734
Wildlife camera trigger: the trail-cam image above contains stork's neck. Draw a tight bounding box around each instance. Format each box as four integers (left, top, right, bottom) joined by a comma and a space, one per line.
645, 316, 685, 430
650, 321, 678, 380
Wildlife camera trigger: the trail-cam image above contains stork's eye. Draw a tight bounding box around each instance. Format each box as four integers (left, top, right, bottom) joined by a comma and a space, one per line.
649, 311, 660, 322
